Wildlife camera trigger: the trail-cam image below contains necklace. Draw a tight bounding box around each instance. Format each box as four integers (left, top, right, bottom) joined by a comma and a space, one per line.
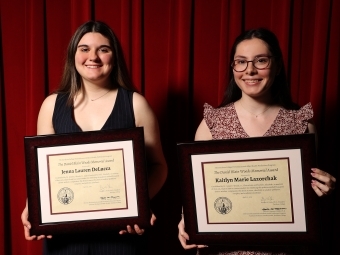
239, 101, 271, 118
91, 90, 110, 101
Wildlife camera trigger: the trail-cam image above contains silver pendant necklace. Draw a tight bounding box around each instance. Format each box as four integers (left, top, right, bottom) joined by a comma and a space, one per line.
91, 90, 110, 101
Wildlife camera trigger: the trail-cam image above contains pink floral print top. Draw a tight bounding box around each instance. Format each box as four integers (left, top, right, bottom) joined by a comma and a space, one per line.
204, 102, 313, 140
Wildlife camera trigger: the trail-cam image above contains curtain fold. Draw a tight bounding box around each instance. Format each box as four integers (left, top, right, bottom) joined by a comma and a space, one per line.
0, 0, 339, 254
0, 11, 6, 254
25, 0, 46, 135
321, 2, 340, 253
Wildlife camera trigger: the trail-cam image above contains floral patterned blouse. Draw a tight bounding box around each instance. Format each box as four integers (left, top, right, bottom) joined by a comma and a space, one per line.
204, 102, 313, 140
201, 102, 313, 255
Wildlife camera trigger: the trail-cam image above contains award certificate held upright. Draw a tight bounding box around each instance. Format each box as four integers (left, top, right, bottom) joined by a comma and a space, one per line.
25, 127, 150, 235
177, 133, 320, 246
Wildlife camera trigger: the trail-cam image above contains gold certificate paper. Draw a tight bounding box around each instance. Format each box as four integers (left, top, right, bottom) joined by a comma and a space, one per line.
37, 140, 138, 224
191, 149, 306, 233
203, 159, 292, 223
48, 149, 126, 214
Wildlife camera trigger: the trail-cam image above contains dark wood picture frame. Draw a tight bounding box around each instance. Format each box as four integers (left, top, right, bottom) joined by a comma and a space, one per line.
24, 127, 150, 236
177, 133, 320, 246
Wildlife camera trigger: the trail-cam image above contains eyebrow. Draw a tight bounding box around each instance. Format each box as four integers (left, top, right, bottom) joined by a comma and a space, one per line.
77, 44, 112, 49
234, 53, 269, 59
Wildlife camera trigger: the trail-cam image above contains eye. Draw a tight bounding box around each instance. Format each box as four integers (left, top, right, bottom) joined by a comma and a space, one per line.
99, 47, 111, 53
78, 47, 89, 52
256, 57, 269, 63
234, 59, 246, 65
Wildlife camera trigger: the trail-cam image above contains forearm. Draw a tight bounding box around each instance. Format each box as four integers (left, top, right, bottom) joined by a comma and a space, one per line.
147, 162, 167, 199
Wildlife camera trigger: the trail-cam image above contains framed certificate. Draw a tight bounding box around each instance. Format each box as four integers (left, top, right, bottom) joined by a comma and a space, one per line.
177, 133, 320, 245
24, 127, 150, 235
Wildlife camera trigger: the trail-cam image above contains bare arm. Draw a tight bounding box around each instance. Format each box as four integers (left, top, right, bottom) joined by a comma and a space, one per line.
37, 94, 57, 135
22, 94, 57, 240
307, 122, 336, 196
307, 122, 318, 147
133, 93, 168, 198
178, 118, 211, 250
118, 93, 168, 236
195, 119, 212, 141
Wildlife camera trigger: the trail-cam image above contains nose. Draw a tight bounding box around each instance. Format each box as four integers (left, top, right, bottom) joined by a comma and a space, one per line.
89, 50, 99, 61
245, 60, 257, 74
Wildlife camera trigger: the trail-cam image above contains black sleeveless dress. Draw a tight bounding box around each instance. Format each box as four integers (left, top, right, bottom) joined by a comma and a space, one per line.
43, 87, 147, 255
53, 87, 135, 132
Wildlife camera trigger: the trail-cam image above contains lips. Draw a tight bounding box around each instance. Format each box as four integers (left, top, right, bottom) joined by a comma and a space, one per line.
85, 65, 102, 69
243, 79, 262, 85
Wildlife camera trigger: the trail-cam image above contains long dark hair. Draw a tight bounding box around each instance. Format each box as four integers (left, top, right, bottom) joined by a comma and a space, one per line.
219, 28, 299, 110
56, 20, 136, 105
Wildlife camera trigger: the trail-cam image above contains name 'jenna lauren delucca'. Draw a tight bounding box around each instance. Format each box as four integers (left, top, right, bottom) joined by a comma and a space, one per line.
216, 175, 278, 183
61, 167, 111, 174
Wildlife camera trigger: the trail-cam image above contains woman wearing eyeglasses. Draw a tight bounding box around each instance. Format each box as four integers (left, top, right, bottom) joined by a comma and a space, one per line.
178, 28, 336, 255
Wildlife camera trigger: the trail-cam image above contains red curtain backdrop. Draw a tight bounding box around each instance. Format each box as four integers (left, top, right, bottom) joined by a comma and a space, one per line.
0, 0, 339, 254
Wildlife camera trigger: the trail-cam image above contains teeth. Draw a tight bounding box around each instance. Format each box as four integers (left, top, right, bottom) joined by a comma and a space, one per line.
244, 79, 260, 83
86, 65, 100, 69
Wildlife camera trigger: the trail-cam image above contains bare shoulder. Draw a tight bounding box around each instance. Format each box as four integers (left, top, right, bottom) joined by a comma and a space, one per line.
307, 121, 316, 134
37, 93, 58, 135
132, 92, 155, 126
132, 92, 151, 110
38, 94, 58, 119
307, 121, 318, 147
195, 119, 212, 141
40, 93, 58, 111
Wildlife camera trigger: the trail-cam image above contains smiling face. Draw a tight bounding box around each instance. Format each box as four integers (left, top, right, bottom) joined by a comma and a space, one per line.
233, 38, 278, 99
75, 32, 114, 87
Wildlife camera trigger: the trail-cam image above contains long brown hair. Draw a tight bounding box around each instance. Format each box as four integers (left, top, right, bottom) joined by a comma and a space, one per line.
57, 20, 136, 105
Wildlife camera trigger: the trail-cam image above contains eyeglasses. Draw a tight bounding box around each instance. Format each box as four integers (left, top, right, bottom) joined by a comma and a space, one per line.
231, 56, 273, 72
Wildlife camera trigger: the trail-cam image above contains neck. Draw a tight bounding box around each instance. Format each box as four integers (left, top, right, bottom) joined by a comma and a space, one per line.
81, 78, 112, 92
76, 82, 113, 103
237, 96, 273, 117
